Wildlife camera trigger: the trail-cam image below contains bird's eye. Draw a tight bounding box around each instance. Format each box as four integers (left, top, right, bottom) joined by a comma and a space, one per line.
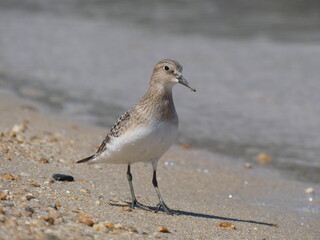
163, 65, 170, 71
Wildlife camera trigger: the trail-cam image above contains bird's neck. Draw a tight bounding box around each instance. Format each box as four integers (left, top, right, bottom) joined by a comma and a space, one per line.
138, 83, 178, 122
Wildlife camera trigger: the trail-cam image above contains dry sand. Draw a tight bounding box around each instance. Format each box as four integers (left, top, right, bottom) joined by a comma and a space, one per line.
0, 93, 319, 240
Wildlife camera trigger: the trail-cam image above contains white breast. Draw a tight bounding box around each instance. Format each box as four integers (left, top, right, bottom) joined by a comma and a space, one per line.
94, 120, 178, 164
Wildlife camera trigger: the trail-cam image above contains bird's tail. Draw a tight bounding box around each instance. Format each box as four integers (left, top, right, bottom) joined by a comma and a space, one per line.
76, 155, 95, 163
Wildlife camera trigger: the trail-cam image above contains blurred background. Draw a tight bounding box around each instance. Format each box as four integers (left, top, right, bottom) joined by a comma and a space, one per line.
0, 0, 320, 183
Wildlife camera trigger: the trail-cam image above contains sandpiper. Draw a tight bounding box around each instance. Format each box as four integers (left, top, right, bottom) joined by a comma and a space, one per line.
77, 59, 196, 214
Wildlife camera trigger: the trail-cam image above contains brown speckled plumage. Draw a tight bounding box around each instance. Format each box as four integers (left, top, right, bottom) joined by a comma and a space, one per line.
91, 59, 186, 156
77, 59, 195, 214
77, 59, 195, 163
76, 59, 195, 214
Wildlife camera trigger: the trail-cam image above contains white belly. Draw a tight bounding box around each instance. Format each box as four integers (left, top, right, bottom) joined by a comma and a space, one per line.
94, 121, 178, 164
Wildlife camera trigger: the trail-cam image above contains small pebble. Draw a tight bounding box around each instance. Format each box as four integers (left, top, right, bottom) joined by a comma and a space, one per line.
1, 173, 17, 181
29, 135, 38, 141
49, 137, 58, 143
44, 180, 54, 185
52, 174, 74, 182
93, 223, 109, 233
122, 206, 132, 212
81, 218, 94, 227
44, 217, 55, 225
127, 226, 138, 233
19, 172, 31, 177
8, 131, 16, 138
11, 122, 28, 134
80, 189, 91, 194
256, 153, 273, 164
216, 222, 237, 230
39, 158, 49, 163
55, 203, 62, 208
78, 213, 94, 226
244, 162, 252, 169
114, 223, 125, 230
16, 135, 24, 143
26, 194, 35, 201
105, 222, 115, 229
0, 192, 8, 200
305, 187, 314, 194
157, 226, 170, 233
30, 183, 40, 188
181, 144, 191, 149
110, 229, 122, 235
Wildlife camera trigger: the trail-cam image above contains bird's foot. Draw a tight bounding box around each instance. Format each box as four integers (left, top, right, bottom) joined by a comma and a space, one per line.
155, 200, 174, 215
131, 200, 152, 211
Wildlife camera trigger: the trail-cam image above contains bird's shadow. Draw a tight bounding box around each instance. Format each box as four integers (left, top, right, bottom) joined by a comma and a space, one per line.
173, 209, 278, 227
108, 200, 278, 228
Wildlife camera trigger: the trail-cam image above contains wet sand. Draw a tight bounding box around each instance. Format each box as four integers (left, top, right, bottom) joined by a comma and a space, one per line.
0, 93, 319, 239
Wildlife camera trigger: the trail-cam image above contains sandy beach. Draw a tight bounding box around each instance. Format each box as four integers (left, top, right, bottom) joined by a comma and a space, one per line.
0, 93, 319, 239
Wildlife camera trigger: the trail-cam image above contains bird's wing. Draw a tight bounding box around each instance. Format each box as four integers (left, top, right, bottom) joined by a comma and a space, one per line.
95, 110, 131, 155
76, 110, 132, 163
76, 154, 95, 163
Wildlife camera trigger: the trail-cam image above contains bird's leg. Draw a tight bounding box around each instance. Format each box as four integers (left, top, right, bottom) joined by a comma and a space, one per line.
152, 170, 173, 215
126, 164, 150, 210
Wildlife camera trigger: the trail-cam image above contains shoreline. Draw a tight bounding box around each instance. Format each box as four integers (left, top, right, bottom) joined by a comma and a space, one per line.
0, 93, 319, 239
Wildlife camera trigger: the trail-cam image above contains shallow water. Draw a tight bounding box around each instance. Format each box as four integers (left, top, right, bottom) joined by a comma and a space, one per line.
1, 0, 320, 183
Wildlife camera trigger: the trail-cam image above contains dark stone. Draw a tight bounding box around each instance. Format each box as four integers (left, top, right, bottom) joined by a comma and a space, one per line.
52, 174, 74, 182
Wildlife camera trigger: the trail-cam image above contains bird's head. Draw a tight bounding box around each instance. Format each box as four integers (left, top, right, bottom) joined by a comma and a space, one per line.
150, 59, 196, 92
